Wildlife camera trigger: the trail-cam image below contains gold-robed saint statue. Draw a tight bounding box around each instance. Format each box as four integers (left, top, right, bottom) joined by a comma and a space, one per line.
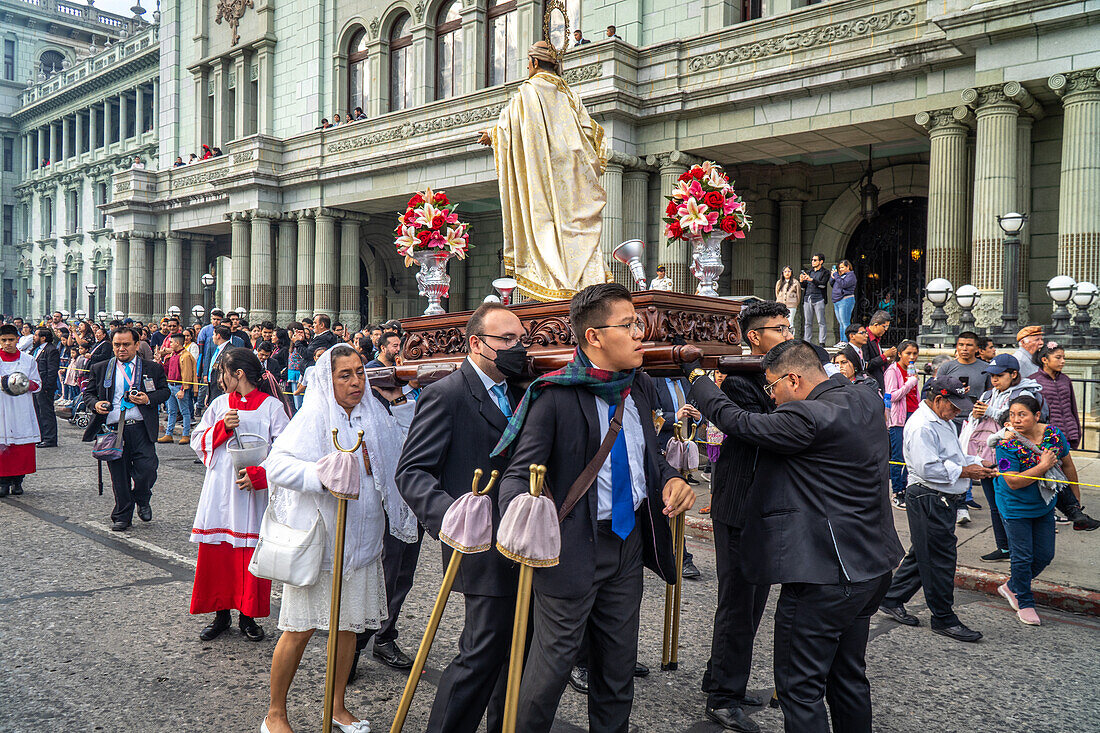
479, 40, 610, 302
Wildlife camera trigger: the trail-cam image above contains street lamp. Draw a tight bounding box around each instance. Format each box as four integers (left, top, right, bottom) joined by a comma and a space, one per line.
201, 272, 215, 325
925, 278, 953, 335
954, 284, 981, 332
1071, 281, 1098, 346
84, 282, 97, 318
1046, 275, 1076, 337
234, 306, 247, 318
996, 211, 1028, 338
192, 305, 205, 322
97, 310, 107, 323
113, 310, 124, 320
167, 305, 181, 318
75, 309, 87, 321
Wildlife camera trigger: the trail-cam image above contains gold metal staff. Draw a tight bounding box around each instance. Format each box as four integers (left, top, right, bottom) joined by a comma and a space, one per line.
322, 427, 365, 733
502, 464, 547, 733
661, 420, 693, 671
389, 468, 499, 733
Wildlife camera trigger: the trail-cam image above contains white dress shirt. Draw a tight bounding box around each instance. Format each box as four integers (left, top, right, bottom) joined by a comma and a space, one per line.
903, 401, 983, 494
594, 394, 648, 519
107, 357, 143, 424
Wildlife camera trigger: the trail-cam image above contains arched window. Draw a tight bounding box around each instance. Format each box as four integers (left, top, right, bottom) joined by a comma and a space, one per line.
487, 0, 517, 87
39, 50, 65, 76
389, 13, 413, 112
435, 0, 462, 100
348, 28, 370, 114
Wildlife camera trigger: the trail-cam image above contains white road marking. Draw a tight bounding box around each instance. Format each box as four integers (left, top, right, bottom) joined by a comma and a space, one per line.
82, 521, 198, 569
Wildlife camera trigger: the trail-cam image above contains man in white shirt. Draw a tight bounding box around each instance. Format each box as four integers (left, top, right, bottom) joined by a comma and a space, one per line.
878, 376, 995, 642
651, 265, 674, 292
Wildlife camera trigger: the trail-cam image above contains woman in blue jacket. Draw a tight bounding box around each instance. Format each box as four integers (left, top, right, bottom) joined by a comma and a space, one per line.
830, 259, 857, 337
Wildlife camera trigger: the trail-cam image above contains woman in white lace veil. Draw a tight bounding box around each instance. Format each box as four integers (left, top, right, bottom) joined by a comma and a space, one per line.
260, 344, 417, 733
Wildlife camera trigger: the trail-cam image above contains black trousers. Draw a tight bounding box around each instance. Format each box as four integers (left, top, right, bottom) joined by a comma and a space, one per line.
518, 522, 643, 733
702, 519, 770, 709
427, 593, 515, 733
376, 522, 424, 643
106, 424, 158, 523
33, 390, 57, 445
773, 572, 891, 733
881, 485, 961, 629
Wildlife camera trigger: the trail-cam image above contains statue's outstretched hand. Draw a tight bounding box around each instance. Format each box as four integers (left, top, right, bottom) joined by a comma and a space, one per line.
477, 131, 492, 146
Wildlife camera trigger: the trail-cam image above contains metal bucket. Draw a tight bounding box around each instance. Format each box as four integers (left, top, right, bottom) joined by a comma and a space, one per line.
227, 433, 270, 472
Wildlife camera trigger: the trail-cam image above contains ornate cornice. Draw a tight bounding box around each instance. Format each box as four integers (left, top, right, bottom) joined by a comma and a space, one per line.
1048, 67, 1100, 99
562, 62, 602, 86
172, 166, 231, 190
326, 103, 505, 154
685, 7, 917, 73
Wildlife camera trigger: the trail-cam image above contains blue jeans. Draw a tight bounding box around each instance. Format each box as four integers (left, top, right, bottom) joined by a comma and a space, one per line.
1002, 508, 1056, 609
166, 391, 193, 437
888, 426, 907, 496
833, 295, 855, 338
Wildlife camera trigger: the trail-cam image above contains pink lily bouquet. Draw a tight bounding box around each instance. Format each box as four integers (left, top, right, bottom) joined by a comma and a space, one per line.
394, 187, 471, 265
662, 162, 751, 243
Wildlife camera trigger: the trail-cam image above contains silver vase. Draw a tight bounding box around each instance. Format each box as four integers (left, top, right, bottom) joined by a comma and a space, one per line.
689, 231, 726, 297
412, 250, 453, 316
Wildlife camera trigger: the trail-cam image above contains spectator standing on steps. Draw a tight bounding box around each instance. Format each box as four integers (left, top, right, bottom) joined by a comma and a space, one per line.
829, 260, 857, 340
798, 254, 829, 346
878, 376, 994, 642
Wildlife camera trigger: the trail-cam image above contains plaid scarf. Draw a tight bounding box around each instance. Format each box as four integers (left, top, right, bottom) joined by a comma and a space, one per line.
491, 348, 635, 457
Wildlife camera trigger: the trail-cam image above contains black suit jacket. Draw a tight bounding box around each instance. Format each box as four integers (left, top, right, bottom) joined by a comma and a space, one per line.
34, 343, 61, 393
861, 338, 890, 392
689, 373, 903, 586
87, 339, 111, 366
706, 372, 773, 528
651, 375, 706, 450
80, 358, 171, 443
498, 372, 679, 599
396, 360, 520, 596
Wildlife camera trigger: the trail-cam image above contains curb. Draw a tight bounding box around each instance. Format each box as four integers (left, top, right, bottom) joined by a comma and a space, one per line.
682, 513, 1100, 617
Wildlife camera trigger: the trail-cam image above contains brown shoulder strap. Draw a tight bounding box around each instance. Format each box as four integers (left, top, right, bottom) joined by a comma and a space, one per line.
557, 409, 623, 523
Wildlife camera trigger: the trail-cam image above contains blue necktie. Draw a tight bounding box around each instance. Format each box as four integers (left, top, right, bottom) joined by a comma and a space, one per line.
608, 402, 635, 540
490, 383, 513, 418
120, 361, 135, 412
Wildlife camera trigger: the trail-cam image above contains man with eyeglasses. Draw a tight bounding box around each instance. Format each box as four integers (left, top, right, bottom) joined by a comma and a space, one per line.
693, 300, 792, 732
496, 283, 695, 732
397, 303, 527, 732
684, 340, 902, 733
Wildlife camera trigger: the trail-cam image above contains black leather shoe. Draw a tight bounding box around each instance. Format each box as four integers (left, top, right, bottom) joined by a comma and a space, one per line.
879, 604, 920, 626
568, 666, 589, 695
704, 706, 760, 733
965, 499, 982, 509
199, 618, 231, 641
981, 548, 1011, 562
137, 504, 152, 522
239, 619, 265, 642
681, 559, 701, 580
685, 474, 700, 485
932, 624, 982, 643
111, 520, 131, 531
736, 693, 764, 708
9, 482, 23, 496
36, 442, 57, 448
0, 483, 9, 497
633, 662, 649, 678
372, 640, 413, 669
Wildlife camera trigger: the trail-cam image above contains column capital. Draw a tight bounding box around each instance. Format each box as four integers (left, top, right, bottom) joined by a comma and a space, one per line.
1048, 67, 1100, 99
771, 187, 810, 203
252, 209, 280, 221
1003, 81, 1045, 120
962, 84, 1016, 112
607, 150, 650, 170
315, 207, 337, 220
226, 210, 252, 222
916, 106, 973, 131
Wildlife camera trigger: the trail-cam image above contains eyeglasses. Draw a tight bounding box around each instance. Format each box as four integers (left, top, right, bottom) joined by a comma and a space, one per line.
478, 333, 524, 349
751, 324, 792, 335
763, 372, 792, 397
590, 317, 646, 337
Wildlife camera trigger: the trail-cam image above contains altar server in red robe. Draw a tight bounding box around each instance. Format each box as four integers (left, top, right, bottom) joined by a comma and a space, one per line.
0, 323, 41, 497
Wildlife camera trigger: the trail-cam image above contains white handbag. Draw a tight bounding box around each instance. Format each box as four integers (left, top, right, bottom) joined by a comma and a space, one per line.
248, 502, 324, 587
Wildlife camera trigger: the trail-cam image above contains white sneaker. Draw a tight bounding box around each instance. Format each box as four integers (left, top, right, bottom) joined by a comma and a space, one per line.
956, 507, 971, 525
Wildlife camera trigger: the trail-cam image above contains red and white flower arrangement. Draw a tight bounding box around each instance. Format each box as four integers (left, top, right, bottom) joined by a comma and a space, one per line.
394, 187, 471, 265
662, 161, 751, 243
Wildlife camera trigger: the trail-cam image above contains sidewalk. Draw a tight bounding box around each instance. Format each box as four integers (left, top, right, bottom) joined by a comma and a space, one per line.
683, 453, 1100, 616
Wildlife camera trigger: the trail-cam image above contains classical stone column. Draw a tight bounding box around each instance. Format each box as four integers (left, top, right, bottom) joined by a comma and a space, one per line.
917, 107, 973, 288
773, 189, 808, 276
61, 115, 71, 160
189, 239, 207, 310
622, 168, 650, 268
75, 112, 85, 156
250, 211, 276, 323
601, 161, 626, 285
1049, 68, 1100, 305
119, 90, 130, 142
962, 84, 1021, 327
89, 104, 99, 151
647, 151, 702, 293
314, 209, 338, 316
229, 211, 251, 312
114, 235, 129, 315
128, 235, 150, 321
276, 217, 297, 325
339, 217, 362, 331
165, 234, 184, 314
295, 210, 316, 320
152, 236, 167, 318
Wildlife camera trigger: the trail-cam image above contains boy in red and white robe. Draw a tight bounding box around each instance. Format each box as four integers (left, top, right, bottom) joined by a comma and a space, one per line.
0, 324, 41, 497
190, 385, 290, 641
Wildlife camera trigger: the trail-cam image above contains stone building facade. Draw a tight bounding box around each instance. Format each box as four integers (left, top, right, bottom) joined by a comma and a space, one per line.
7, 0, 1100, 341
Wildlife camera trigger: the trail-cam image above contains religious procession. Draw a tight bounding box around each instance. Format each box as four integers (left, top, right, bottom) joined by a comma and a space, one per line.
4, 1, 1100, 732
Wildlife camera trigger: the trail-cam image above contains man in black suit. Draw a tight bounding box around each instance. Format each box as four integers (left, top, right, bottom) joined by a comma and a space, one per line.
687, 340, 903, 733
860, 310, 896, 392
697, 300, 793, 733
396, 302, 525, 733
306, 313, 339, 362
81, 327, 170, 531
30, 328, 60, 447
497, 284, 695, 732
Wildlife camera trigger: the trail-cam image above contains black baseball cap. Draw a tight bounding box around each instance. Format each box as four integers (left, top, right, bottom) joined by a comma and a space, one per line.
924, 376, 971, 410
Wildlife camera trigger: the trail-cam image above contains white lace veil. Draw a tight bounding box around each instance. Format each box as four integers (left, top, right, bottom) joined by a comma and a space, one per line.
273, 345, 418, 543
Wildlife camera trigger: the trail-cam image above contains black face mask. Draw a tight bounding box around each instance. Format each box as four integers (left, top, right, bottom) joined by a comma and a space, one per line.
492, 343, 528, 379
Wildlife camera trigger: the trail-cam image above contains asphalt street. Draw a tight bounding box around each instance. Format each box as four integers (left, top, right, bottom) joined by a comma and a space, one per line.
1, 421, 1098, 732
